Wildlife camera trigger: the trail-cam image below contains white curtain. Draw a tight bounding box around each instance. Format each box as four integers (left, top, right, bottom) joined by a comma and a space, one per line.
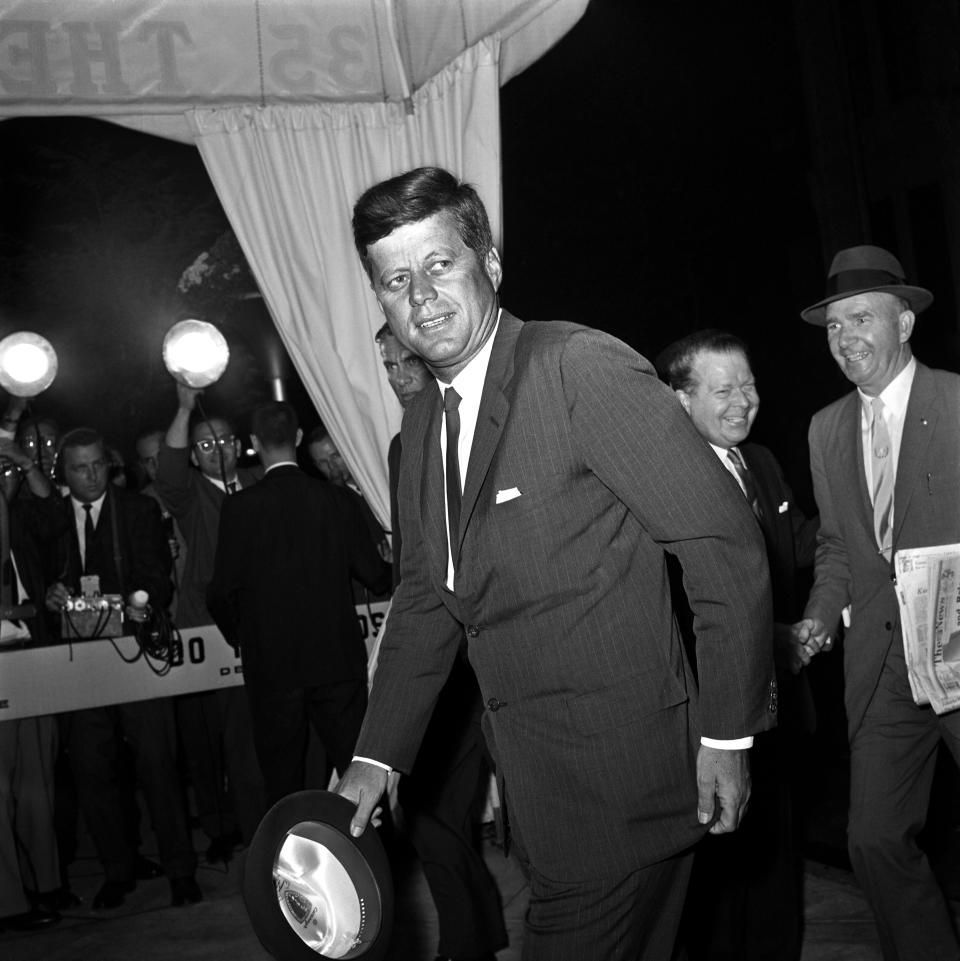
187, 37, 503, 529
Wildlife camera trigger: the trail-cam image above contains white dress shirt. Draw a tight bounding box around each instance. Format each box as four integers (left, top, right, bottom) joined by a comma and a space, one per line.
859, 357, 916, 516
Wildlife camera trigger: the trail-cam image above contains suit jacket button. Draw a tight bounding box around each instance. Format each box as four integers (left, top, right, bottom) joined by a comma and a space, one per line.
885, 621, 892, 631
466, 625, 480, 638
487, 697, 502, 712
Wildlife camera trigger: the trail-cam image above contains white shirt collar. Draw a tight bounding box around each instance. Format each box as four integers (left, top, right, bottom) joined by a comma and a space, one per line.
434, 309, 501, 407
858, 356, 916, 420
71, 491, 107, 513
265, 460, 298, 474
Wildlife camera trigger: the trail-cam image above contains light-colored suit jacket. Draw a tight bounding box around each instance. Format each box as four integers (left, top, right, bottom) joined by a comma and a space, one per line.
804, 362, 960, 740
356, 313, 775, 878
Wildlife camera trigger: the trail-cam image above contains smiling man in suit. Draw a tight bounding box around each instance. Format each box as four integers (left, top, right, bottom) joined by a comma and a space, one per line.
662, 329, 819, 961
334, 167, 776, 960
793, 245, 960, 961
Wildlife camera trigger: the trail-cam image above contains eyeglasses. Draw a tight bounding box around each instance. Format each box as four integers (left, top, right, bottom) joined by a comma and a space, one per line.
194, 435, 235, 454
0, 464, 22, 478
22, 436, 56, 449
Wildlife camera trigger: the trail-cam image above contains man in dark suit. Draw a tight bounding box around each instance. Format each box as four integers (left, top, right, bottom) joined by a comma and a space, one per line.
334, 167, 776, 960
376, 322, 507, 961
207, 402, 390, 807
156, 383, 265, 858
662, 329, 819, 961
793, 245, 960, 961
44, 428, 200, 909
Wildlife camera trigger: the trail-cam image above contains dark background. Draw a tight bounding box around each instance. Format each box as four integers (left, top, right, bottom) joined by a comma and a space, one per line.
2, 0, 959, 517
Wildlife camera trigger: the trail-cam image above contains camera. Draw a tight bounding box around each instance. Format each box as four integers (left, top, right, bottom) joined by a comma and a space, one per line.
60, 575, 124, 639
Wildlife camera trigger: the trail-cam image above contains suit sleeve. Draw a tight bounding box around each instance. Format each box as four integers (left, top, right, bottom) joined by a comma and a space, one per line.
206, 494, 243, 644
559, 329, 775, 738
803, 413, 851, 632
155, 442, 195, 523
334, 487, 392, 596
354, 418, 463, 773
128, 495, 173, 610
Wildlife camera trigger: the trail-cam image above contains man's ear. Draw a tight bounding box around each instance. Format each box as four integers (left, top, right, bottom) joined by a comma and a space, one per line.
250, 435, 262, 456
189, 449, 199, 469
484, 246, 503, 292
898, 308, 916, 344
676, 389, 692, 416
294, 428, 303, 449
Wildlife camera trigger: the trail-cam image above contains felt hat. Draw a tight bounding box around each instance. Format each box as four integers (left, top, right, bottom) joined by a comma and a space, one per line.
801, 244, 933, 325
243, 790, 393, 960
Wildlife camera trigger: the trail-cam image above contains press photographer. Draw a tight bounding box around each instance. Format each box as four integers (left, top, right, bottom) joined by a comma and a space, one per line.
42, 427, 201, 910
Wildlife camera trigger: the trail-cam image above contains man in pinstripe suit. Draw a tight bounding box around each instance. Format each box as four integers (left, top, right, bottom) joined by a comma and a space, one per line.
335, 167, 775, 960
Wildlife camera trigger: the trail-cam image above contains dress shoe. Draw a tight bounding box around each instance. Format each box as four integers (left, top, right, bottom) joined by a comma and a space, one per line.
27, 885, 81, 911
169, 876, 203, 907
0, 907, 61, 931
134, 854, 163, 879
92, 879, 135, 910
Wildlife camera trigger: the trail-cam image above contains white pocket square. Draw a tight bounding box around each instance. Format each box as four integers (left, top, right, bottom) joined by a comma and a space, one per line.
496, 487, 522, 504
778, 501, 789, 514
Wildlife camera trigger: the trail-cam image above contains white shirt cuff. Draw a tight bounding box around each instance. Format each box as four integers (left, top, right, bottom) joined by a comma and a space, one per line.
352, 755, 393, 774
700, 736, 754, 749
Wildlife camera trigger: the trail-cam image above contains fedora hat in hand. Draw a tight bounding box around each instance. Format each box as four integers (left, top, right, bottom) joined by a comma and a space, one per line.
801, 244, 933, 325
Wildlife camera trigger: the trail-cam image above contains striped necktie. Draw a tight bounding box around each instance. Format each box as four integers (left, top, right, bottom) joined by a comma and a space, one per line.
727, 447, 762, 520
870, 397, 894, 559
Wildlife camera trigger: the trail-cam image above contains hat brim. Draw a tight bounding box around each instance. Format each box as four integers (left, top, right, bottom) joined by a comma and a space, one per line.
243, 790, 393, 961
801, 284, 933, 325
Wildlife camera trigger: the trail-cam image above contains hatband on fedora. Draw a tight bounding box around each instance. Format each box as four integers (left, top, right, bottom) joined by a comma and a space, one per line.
801, 244, 933, 325
243, 790, 393, 960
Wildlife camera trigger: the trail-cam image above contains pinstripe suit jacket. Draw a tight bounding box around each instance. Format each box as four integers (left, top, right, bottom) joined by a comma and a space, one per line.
804, 362, 960, 740
356, 313, 775, 878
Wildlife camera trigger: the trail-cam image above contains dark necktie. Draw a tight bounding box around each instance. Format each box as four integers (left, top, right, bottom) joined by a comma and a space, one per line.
443, 387, 463, 564
82, 502, 95, 574
226, 481, 237, 495
871, 397, 894, 559
727, 447, 763, 521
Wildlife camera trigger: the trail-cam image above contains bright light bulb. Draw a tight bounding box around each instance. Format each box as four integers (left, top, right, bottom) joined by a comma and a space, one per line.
0, 332, 58, 397
162, 319, 229, 388
5, 343, 49, 383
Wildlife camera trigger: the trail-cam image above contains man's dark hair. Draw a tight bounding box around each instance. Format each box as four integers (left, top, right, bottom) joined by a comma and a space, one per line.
189, 413, 235, 441
374, 322, 393, 344
251, 402, 298, 449
59, 427, 106, 458
305, 425, 330, 447
352, 167, 493, 278
658, 329, 752, 393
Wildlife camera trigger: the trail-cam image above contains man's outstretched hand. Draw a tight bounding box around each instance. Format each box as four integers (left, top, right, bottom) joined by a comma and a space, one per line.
334, 760, 388, 837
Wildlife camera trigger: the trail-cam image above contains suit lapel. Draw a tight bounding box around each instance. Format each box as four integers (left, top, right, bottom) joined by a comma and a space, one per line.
894, 364, 936, 545
457, 314, 522, 557
837, 393, 876, 543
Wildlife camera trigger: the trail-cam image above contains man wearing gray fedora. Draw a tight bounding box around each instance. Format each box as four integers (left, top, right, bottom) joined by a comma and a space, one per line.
793, 244, 960, 960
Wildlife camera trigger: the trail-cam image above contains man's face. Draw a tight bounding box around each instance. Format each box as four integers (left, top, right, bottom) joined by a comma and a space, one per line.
21, 421, 58, 477
62, 442, 109, 502
136, 434, 161, 483
825, 292, 914, 396
378, 335, 432, 409
308, 437, 353, 487
677, 349, 759, 449
190, 418, 239, 481
366, 210, 502, 384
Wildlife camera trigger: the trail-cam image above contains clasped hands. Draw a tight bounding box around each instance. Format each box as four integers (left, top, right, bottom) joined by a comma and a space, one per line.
775, 617, 833, 675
